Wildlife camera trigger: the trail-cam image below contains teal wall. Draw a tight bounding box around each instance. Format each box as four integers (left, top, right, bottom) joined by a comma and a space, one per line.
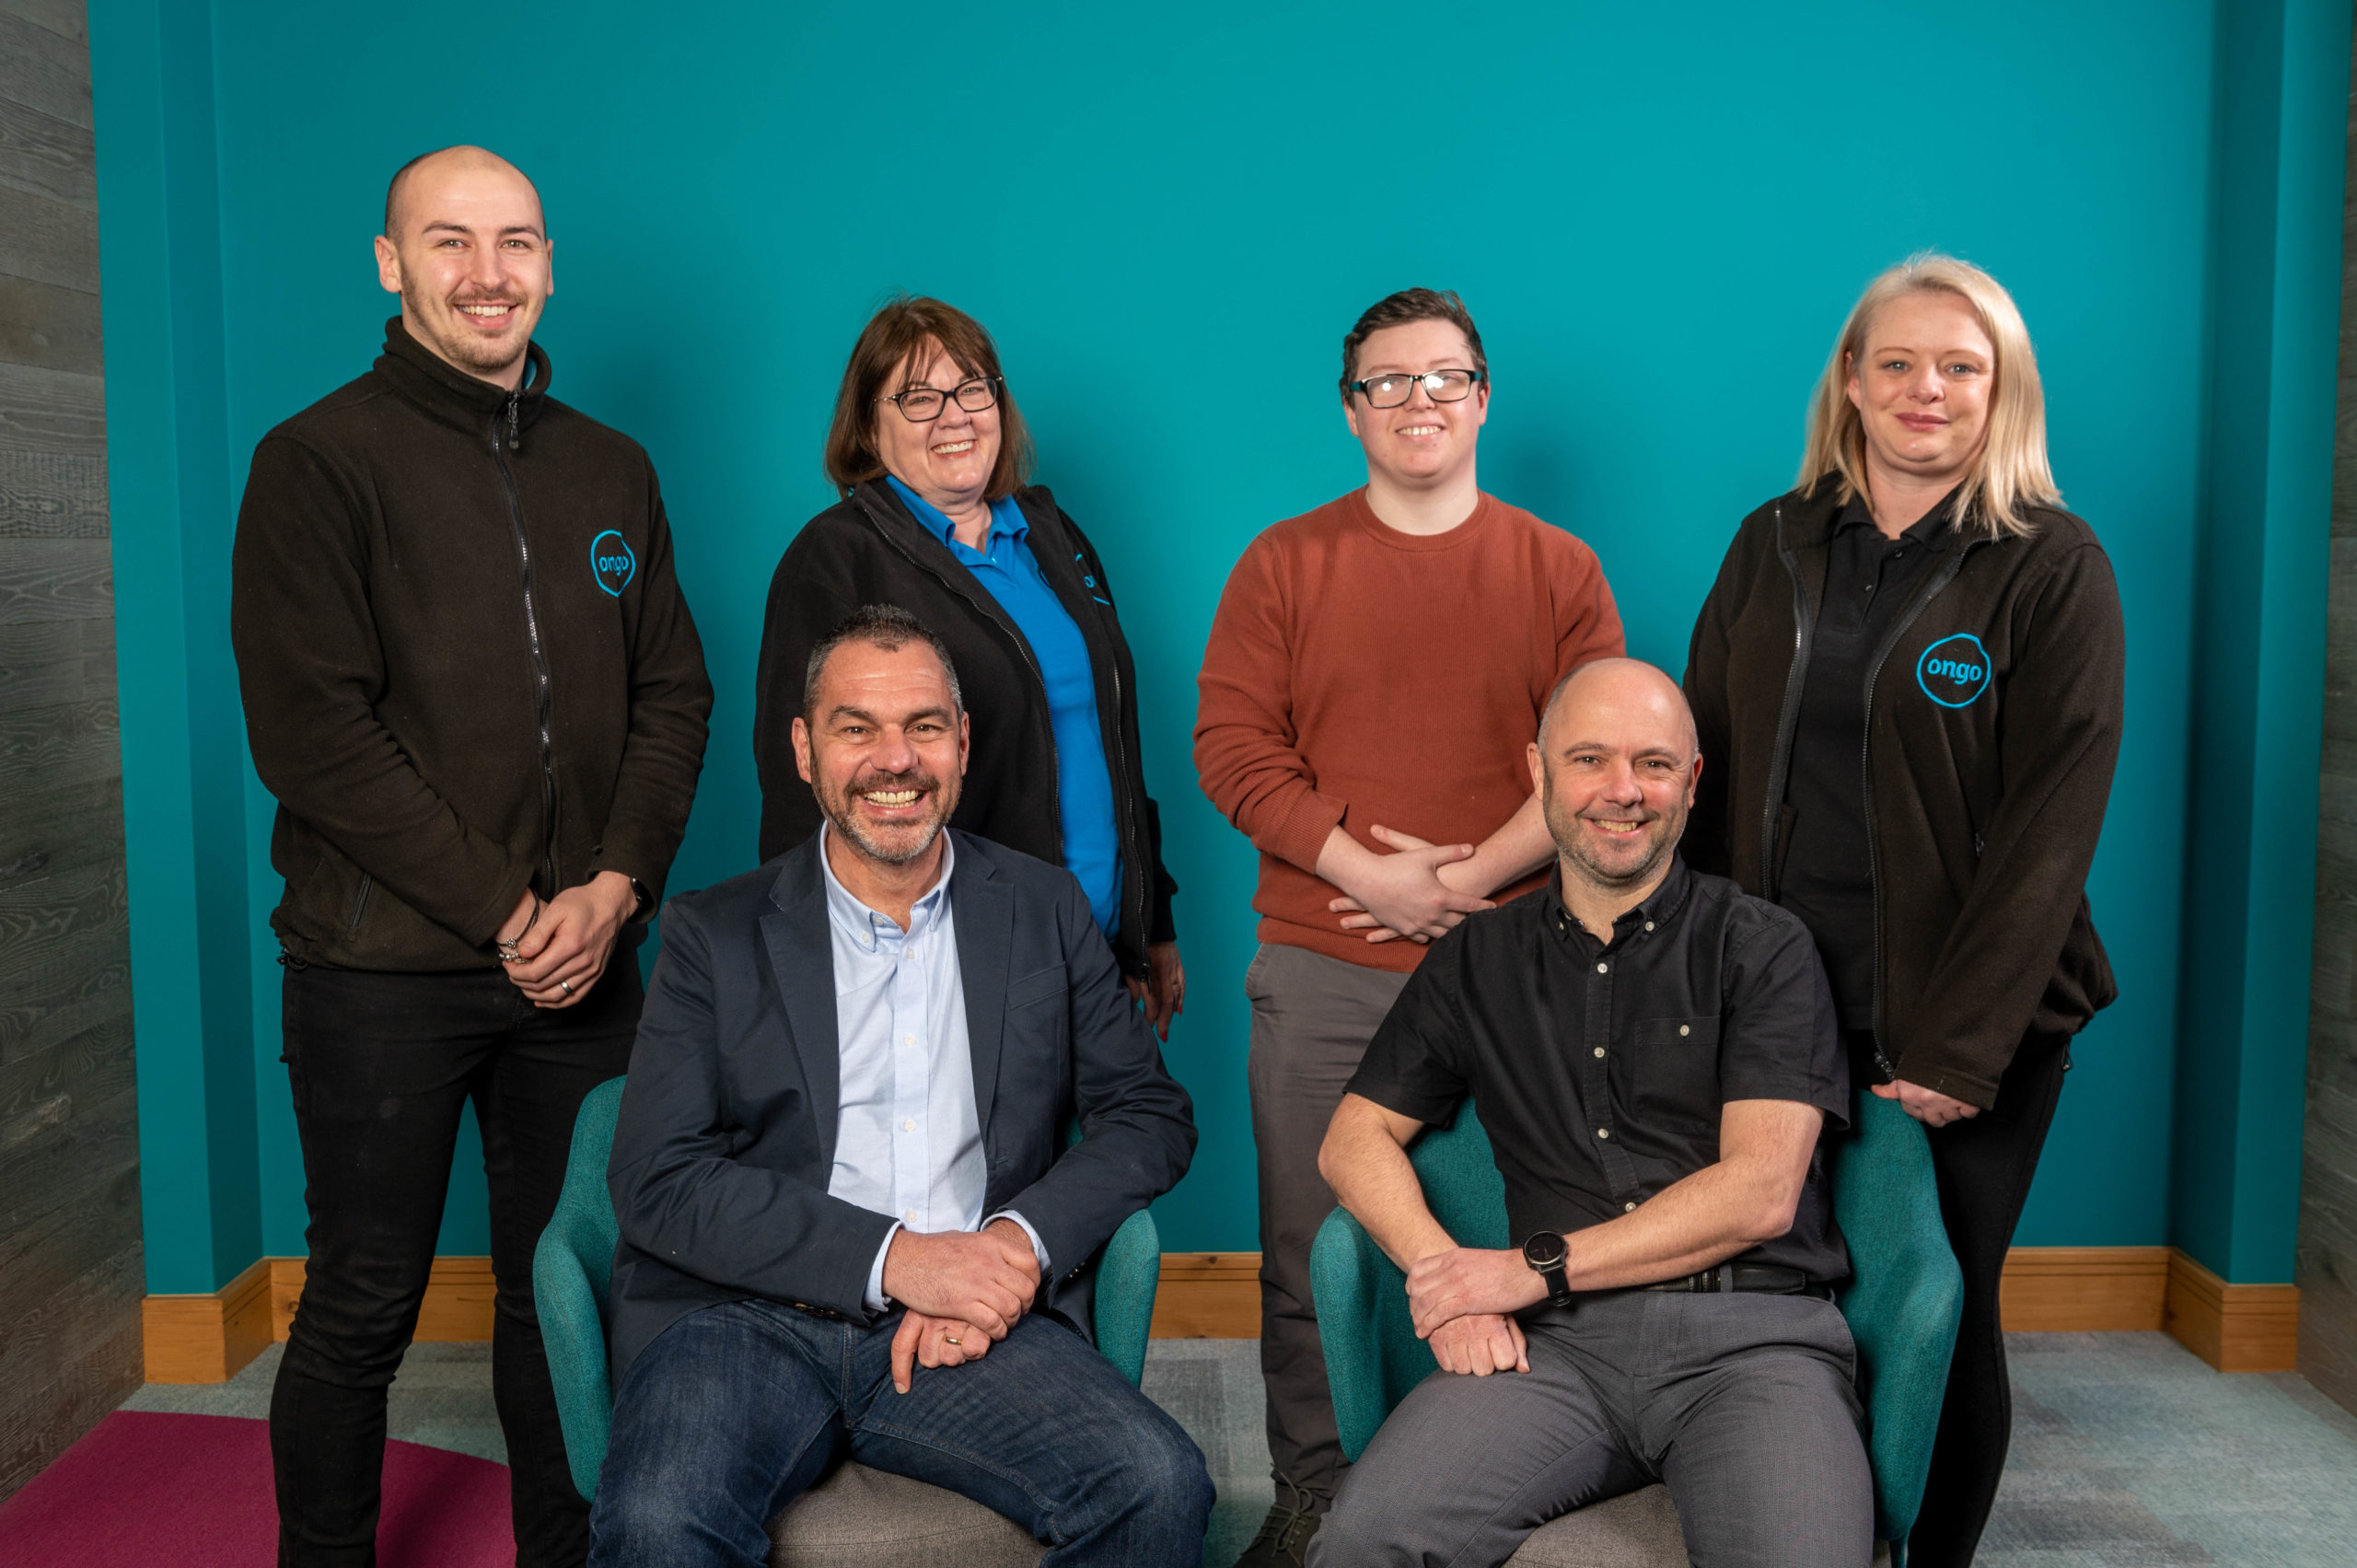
92, 0, 2346, 1291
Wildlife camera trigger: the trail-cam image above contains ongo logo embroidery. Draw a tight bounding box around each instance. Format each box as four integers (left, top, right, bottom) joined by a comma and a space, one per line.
591, 530, 636, 597
1916, 633, 1993, 709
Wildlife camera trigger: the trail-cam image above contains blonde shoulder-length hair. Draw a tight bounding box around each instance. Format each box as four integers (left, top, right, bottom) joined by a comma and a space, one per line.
1798, 253, 2060, 539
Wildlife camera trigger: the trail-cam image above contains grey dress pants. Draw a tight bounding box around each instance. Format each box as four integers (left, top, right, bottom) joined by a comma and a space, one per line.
1310, 1291, 1873, 1568
1247, 942, 1413, 1509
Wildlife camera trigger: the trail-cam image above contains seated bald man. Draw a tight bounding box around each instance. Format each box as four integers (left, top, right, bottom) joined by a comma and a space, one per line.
1310, 659, 1869, 1568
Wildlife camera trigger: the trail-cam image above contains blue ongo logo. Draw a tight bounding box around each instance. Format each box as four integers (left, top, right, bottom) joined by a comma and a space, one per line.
591, 530, 636, 597
1916, 633, 1993, 708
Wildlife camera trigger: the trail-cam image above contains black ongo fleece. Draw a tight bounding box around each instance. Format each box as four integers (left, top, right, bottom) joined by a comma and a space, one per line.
231, 319, 713, 972
1682, 482, 2124, 1109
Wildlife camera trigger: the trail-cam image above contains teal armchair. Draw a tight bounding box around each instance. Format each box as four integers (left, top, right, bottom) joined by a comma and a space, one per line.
532, 1076, 1165, 1506
1310, 1093, 1962, 1564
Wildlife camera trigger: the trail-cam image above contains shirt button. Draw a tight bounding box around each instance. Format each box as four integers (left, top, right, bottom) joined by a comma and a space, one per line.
1593, 1047, 1606, 1059
1596, 962, 1608, 974
1679, 1025, 1690, 1037
1596, 1128, 1611, 1140
1644, 922, 1655, 932
904, 1210, 918, 1223
902, 1119, 915, 1132
902, 1034, 915, 1047
1624, 1202, 1638, 1213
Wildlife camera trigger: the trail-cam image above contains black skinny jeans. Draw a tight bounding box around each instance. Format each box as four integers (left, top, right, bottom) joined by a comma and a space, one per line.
271, 957, 640, 1568
1862, 1028, 2072, 1568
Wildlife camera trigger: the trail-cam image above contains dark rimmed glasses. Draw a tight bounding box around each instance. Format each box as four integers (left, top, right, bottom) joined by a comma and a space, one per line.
1347, 368, 1484, 408
880, 376, 1002, 422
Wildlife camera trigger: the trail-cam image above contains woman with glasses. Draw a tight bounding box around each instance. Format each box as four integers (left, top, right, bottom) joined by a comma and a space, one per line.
754, 296, 1184, 1035
1681, 254, 2124, 1565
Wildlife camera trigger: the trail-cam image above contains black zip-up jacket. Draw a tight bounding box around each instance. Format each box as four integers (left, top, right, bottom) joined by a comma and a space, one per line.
231, 319, 714, 971
752, 480, 1177, 978
1683, 482, 2123, 1109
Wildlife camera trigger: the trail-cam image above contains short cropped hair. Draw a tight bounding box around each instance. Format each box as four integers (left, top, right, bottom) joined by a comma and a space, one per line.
803, 603, 965, 720
823, 296, 1035, 501
1799, 252, 2060, 540
1340, 287, 1489, 399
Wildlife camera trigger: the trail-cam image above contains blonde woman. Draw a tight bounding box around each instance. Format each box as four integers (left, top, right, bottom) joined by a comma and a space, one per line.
1682, 254, 2124, 1565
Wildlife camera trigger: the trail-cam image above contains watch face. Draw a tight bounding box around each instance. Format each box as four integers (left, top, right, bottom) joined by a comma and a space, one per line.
1522, 1231, 1566, 1271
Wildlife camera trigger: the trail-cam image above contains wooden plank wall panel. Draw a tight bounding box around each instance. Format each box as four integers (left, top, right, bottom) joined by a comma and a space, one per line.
0, 0, 137, 1504
2301, 28, 2357, 1421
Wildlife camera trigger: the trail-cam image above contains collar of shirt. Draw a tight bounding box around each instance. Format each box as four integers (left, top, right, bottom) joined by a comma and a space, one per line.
1830, 484, 1960, 550
887, 474, 1028, 564
817, 820, 955, 952
1542, 854, 1696, 958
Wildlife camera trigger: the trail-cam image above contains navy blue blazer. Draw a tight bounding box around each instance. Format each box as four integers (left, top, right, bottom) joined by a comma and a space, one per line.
605, 830, 1197, 1379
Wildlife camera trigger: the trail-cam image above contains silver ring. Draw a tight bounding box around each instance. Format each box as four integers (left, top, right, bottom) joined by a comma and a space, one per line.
558, 979, 573, 996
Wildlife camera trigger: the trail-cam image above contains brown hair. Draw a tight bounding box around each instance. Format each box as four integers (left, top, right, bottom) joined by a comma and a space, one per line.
1339, 287, 1489, 399
822, 296, 1035, 500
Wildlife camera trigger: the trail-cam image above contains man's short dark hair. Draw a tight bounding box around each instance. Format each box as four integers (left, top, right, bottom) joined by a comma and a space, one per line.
803, 604, 964, 719
1340, 287, 1490, 399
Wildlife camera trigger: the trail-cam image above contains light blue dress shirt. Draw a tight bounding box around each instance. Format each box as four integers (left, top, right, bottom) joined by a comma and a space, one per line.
819, 826, 1050, 1310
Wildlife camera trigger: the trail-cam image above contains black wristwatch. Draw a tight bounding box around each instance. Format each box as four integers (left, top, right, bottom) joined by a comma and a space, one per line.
1522, 1230, 1573, 1307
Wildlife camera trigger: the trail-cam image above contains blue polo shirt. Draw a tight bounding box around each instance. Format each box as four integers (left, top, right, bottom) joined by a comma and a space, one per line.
888, 477, 1124, 937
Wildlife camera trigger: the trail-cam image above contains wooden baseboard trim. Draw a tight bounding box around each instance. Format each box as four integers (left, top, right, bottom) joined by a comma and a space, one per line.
142, 1258, 274, 1383
144, 1245, 2302, 1381
2000, 1246, 2170, 1331
143, 1257, 497, 1384
1149, 1251, 1261, 1338
2162, 1249, 2300, 1372
1150, 1245, 2302, 1371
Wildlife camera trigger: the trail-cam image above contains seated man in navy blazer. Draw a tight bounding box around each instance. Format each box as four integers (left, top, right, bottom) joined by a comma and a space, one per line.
589, 604, 1211, 1567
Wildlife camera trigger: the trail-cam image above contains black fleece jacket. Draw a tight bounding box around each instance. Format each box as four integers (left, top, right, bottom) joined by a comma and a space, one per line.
231, 319, 713, 971
1683, 482, 2123, 1109
752, 480, 1178, 979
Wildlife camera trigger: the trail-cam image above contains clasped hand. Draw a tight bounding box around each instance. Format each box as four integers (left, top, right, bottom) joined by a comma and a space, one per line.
1327, 825, 1496, 945
1406, 1246, 1544, 1376
495, 870, 637, 1009
880, 1219, 1042, 1393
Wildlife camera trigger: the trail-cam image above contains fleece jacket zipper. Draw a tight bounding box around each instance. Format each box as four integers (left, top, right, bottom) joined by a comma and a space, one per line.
493, 392, 558, 895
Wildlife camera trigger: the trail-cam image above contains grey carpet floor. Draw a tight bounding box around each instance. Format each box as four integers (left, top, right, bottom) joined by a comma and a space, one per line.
121, 1331, 2357, 1565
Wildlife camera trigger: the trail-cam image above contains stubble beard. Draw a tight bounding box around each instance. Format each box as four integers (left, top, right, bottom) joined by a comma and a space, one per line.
1543, 789, 1680, 898
821, 770, 953, 868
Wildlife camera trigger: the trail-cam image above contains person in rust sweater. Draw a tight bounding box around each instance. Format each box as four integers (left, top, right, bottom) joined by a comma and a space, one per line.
1194, 288, 1623, 1565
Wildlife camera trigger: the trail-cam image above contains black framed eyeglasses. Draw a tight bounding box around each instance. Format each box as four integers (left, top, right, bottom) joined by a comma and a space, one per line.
880, 376, 1002, 422
1348, 367, 1484, 408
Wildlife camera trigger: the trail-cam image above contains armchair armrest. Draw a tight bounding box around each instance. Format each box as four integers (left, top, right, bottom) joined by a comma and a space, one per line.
1090, 1208, 1161, 1388
533, 1219, 615, 1503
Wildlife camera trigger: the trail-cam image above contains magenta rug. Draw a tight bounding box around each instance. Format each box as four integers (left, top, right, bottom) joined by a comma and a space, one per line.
0, 1411, 515, 1566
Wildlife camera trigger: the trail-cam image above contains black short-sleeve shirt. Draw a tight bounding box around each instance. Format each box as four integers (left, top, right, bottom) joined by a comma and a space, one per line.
1347, 856, 1852, 1283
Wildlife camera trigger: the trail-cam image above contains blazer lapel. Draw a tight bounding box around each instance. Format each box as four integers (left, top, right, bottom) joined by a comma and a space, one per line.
952, 835, 1014, 1134
760, 842, 842, 1177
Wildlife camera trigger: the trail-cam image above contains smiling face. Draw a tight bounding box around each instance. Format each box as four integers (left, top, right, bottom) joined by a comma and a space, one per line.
1529, 660, 1701, 895
1343, 318, 1488, 492
373, 149, 552, 389
871, 339, 1004, 517
1845, 289, 1994, 492
793, 635, 970, 868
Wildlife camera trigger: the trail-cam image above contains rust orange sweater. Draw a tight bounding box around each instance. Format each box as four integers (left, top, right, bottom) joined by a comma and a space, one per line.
1194, 489, 1625, 972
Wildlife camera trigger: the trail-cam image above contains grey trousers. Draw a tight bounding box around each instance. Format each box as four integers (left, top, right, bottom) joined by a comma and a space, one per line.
1310, 1292, 1873, 1568
1247, 941, 1413, 1509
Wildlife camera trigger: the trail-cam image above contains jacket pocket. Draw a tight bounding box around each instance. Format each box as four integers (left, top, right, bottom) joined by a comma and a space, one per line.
1631, 1016, 1721, 1126
1007, 963, 1068, 1009
347, 874, 375, 936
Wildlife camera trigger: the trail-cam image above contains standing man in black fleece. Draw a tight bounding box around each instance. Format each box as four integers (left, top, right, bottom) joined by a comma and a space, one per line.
230, 145, 712, 1568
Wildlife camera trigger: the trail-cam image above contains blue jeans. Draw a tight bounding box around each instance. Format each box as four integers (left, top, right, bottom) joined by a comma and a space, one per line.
587, 1301, 1213, 1568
